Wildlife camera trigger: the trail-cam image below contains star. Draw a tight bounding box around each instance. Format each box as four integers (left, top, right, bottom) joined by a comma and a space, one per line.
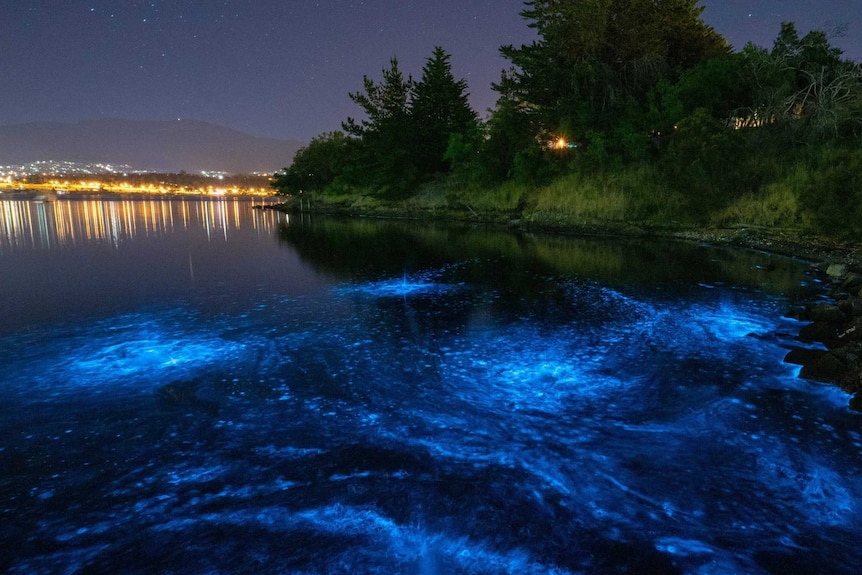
0, 0, 859, 142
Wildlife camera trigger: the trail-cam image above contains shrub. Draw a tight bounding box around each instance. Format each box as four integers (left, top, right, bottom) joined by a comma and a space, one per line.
660, 108, 750, 216
712, 182, 802, 228
799, 146, 862, 236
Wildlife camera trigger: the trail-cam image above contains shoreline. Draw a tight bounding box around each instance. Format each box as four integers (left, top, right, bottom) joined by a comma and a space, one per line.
266, 200, 862, 269
268, 201, 862, 410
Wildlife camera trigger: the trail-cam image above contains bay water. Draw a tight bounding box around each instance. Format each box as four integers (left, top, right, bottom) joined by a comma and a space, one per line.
1, 195, 860, 574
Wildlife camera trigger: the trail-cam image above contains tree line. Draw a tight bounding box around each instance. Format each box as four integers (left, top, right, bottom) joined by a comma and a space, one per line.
273, 47, 479, 198
272, 1, 862, 233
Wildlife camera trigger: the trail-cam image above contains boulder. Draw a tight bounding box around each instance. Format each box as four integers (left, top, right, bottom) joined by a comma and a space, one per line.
836, 297, 862, 318
841, 272, 862, 291
785, 306, 809, 321
799, 352, 848, 385
829, 344, 862, 393
834, 319, 862, 344
826, 263, 849, 278
830, 342, 862, 367
808, 303, 844, 322
784, 347, 828, 366
797, 321, 840, 346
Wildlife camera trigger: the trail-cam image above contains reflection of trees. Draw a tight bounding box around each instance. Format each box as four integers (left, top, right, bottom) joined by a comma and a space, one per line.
277, 218, 447, 277
277, 217, 813, 300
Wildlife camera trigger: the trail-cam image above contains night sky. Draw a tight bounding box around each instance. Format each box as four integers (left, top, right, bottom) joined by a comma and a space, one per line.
2, 1, 861, 142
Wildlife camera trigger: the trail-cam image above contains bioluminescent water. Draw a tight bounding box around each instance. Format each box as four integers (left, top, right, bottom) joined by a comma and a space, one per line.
1, 197, 860, 574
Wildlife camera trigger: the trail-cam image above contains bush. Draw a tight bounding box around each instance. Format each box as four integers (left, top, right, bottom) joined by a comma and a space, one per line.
512, 142, 569, 186
799, 146, 862, 236
524, 165, 684, 225
271, 132, 363, 195
660, 109, 753, 216
712, 182, 802, 228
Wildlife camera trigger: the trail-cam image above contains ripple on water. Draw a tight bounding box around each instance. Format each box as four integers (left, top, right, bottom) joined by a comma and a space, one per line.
2, 266, 861, 574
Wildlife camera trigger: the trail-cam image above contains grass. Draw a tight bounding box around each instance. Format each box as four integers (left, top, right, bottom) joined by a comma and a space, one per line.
532, 173, 630, 220
711, 180, 803, 229
454, 179, 524, 214
278, 148, 861, 239
521, 165, 687, 228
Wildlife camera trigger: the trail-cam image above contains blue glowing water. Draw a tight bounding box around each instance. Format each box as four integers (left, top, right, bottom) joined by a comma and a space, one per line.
1, 201, 860, 574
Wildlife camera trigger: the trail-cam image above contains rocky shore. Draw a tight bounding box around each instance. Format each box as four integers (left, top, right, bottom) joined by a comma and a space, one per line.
784, 263, 862, 411
564, 229, 862, 411
661, 228, 862, 411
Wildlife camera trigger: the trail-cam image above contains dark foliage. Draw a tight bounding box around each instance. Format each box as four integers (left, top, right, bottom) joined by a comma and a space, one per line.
799, 146, 862, 236
271, 132, 361, 195
275, 2, 862, 234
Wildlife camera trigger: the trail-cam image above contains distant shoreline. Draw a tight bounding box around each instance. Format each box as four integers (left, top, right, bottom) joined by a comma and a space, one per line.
1, 185, 274, 198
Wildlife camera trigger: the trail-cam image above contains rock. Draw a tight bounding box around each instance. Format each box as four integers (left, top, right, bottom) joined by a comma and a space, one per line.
834, 319, 862, 343
799, 352, 848, 385
836, 297, 862, 318
788, 260, 862, 409
829, 344, 862, 393
841, 272, 862, 291
808, 303, 844, 322
797, 321, 840, 345
831, 341, 862, 366
784, 347, 828, 366
826, 263, 848, 278
785, 306, 809, 321
836, 297, 853, 317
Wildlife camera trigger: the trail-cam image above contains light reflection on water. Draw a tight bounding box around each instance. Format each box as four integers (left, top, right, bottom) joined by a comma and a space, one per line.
0, 194, 280, 251
1, 209, 860, 574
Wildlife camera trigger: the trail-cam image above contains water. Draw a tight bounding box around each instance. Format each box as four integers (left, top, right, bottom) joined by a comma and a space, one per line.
1, 196, 860, 574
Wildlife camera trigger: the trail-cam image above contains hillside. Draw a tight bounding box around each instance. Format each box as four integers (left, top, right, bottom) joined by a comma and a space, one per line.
0, 118, 303, 174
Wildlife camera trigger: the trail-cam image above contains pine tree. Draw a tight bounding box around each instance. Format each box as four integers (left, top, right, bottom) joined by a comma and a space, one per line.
410, 47, 479, 175
343, 58, 417, 193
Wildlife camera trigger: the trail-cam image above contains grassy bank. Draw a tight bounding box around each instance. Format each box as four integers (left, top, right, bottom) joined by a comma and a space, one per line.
272, 170, 862, 408
272, 158, 862, 268
278, 163, 787, 227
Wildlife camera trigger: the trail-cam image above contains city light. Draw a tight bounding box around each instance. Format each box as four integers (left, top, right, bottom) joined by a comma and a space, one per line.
0, 196, 282, 251
0, 161, 276, 196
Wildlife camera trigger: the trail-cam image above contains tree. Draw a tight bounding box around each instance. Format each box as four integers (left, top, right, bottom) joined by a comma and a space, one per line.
443, 124, 487, 184
271, 131, 360, 195
343, 58, 417, 194
768, 23, 861, 140
651, 53, 752, 129
339, 50, 480, 194
480, 68, 543, 182
727, 23, 862, 143
659, 107, 749, 210
410, 47, 479, 175
494, 0, 728, 166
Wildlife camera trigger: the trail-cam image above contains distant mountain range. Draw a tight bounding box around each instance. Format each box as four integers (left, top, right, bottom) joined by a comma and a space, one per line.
0, 118, 304, 174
